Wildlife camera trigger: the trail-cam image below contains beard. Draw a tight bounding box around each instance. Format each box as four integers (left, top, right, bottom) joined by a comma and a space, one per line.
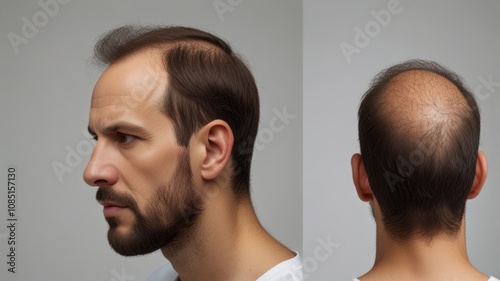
95, 149, 203, 256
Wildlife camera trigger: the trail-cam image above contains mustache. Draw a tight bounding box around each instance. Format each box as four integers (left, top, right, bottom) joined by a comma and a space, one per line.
96, 187, 138, 210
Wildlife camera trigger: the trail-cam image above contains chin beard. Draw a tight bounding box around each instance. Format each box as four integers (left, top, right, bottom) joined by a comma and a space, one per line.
100, 149, 204, 256
106, 194, 203, 256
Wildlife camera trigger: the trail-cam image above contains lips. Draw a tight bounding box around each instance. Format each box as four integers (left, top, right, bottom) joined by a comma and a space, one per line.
99, 201, 128, 217
99, 201, 127, 208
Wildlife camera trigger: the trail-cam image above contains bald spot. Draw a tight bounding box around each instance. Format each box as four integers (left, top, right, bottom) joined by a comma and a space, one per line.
377, 70, 471, 160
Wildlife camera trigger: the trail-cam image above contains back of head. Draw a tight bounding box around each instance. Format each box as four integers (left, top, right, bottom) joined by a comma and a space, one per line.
357, 59, 481, 240
93, 25, 260, 198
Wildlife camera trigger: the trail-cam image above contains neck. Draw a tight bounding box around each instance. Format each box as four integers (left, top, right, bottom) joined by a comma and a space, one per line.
362, 219, 488, 281
160, 189, 294, 281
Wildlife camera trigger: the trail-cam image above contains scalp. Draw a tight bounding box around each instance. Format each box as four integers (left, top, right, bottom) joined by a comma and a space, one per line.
377, 70, 471, 163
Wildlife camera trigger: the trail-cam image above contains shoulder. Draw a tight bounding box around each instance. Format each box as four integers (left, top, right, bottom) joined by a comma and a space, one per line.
145, 262, 178, 281
256, 251, 303, 281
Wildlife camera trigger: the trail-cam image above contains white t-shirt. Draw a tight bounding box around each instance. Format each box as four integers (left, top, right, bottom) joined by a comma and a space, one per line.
256, 252, 303, 281
352, 277, 500, 281
147, 252, 303, 281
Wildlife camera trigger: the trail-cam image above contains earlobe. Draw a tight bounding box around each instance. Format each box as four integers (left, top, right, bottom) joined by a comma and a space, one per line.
351, 153, 373, 202
468, 151, 488, 199
197, 120, 234, 181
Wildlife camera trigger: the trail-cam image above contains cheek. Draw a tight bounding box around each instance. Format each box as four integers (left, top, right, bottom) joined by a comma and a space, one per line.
124, 145, 181, 204
141, 149, 179, 181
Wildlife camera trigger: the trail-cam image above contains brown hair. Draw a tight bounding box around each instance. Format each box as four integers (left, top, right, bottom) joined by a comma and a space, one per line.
94, 25, 260, 197
357, 59, 481, 240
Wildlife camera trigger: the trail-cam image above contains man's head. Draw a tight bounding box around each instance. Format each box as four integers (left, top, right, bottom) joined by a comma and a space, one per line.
351, 59, 488, 241
83, 26, 260, 256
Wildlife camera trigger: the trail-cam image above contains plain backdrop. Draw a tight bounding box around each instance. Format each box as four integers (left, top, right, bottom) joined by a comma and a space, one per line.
0, 1, 302, 280
1, 1, 499, 281
304, 0, 500, 280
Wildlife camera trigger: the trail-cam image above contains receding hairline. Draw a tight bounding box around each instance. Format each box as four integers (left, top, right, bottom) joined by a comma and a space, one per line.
93, 25, 232, 68
93, 40, 229, 104
97, 39, 228, 70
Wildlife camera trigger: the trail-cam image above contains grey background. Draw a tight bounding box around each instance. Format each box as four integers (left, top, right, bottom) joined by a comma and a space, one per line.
0, 1, 302, 280
304, 0, 500, 280
2, 1, 499, 280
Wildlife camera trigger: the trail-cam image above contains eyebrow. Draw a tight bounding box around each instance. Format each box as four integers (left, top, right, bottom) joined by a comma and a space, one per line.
88, 122, 150, 137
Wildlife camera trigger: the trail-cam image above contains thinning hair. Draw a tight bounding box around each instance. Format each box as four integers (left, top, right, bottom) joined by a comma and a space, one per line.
93, 25, 260, 197
357, 59, 481, 240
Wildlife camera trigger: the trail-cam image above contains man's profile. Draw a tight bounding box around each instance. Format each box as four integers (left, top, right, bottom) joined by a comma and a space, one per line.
83, 25, 302, 281
351, 60, 498, 281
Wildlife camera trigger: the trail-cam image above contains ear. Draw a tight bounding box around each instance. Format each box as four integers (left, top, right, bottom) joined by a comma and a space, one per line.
468, 151, 488, 199
351, 153, 374, 202
193, 120, 234, 181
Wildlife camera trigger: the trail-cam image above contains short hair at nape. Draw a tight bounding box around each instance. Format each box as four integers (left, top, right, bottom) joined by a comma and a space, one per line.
357, 59, 481, 241
93, 25, 260, 198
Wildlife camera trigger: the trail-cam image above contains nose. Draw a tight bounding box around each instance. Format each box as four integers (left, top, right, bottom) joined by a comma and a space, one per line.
83, 141, 118, 187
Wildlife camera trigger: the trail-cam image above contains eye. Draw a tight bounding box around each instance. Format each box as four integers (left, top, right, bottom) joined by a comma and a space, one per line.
117, 133, 136, 145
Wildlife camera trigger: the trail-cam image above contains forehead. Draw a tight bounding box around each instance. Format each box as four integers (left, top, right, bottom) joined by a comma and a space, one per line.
91, 48, 167, 110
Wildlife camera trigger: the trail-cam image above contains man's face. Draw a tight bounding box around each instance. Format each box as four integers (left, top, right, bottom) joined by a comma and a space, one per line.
83, 50, 203, 256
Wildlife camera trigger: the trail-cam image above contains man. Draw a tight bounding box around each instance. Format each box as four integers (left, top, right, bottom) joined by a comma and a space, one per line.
83, 25, 302, 281
351, 60, 498, 281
